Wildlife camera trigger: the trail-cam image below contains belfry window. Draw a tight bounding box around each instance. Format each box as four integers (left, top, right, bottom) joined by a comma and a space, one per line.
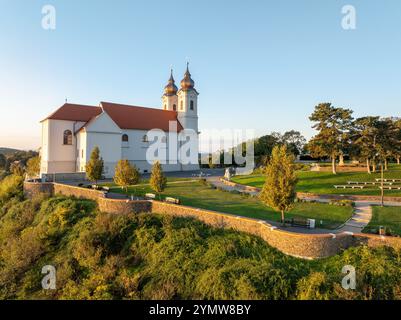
173, 104, 177, 111
190, 100, 194, 110
63, 130, 72, 145
122, 134, 129, 142
180, 101, 183, 110
142, 135, 149, 142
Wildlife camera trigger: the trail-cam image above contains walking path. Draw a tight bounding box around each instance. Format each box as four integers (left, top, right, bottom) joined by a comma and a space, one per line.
206, 176, 401, 235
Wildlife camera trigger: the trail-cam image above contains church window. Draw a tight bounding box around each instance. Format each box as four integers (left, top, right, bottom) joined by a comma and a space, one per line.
164, 104, 166, 110
180, 101, 183, 110
173, 104, 177, 111
190, 100, 194, 110
63, 130, 72, 145
122, 134, 129, 142
161, 136, 167, 143
142, 135, 149, 142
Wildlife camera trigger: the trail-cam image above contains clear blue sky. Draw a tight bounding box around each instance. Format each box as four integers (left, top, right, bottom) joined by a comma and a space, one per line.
0, 0, 400, 150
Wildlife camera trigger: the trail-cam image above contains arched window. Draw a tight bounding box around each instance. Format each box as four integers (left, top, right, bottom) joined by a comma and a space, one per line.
161, 136, 167, 143
190, 100, 194, 110
164, 104, 167, 110
122, 134, 129, 142
180, 101, 183, 110
142, 135, 148, 142
63, 130, 72, 145
173, 104, 177, 111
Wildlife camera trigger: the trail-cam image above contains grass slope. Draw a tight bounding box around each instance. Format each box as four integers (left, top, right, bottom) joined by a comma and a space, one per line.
108, 181, 353, 229
232, 164, 401, 196
363, 206, 401, 236
0, 195, 401, 300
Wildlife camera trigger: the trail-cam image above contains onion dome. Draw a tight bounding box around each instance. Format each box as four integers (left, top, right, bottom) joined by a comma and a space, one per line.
180, 62, 195, 91
163, 69, 178, 96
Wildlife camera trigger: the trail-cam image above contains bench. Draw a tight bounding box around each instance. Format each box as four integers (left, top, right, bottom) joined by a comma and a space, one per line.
165, 197, 180, 204
379, 186, 401, 190
334, 185, 364, 189
145, 193, 156, 199
375, 178, 401, 183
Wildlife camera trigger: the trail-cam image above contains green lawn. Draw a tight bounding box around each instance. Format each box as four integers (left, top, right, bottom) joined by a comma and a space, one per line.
232, 164, 401, 196
99, 176, 195, 187
363, 206, 401, 236
108, 181, 353, 229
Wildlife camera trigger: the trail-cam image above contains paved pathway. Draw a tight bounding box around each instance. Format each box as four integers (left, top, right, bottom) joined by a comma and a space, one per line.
206, 176, 401, 235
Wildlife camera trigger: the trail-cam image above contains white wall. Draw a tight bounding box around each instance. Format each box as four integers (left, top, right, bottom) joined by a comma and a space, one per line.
40, 119, 86, 174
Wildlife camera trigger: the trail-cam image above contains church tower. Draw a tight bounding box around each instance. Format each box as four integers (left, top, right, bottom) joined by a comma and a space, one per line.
162, 69, 178, 111
177, 63, 199, 133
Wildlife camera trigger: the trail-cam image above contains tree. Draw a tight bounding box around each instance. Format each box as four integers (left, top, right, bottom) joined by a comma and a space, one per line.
308, 103, 353, 174
260, 145, 298, 225
0, 154, 6, 170
26, 156, 41, 178
282, 130, 306, 156
351, 116, 380, 174
114, 159, 141, 192
149, 161, 167, 198
9, 161, 25, 177
85, 146, 104, 184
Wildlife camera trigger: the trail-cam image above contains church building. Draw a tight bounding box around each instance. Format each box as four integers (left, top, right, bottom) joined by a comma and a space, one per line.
39, 65, 200, 179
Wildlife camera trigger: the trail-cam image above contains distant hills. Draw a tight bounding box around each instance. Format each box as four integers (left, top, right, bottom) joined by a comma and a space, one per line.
0, 147, 20, 156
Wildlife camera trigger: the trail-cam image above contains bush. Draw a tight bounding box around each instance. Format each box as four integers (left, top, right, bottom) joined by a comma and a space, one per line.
0, 174, 23, 205
329, 199, 354, 207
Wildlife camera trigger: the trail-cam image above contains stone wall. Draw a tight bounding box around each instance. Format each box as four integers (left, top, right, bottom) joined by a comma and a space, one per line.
23, 182, 54, 198
23, 181, 401, 260
53, 183, 105, 201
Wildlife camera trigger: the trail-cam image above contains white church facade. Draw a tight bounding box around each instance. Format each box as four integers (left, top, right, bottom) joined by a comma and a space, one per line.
39, 66, 200, 179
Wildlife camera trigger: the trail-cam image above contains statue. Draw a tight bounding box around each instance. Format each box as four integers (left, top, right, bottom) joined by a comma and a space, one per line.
224, 168, 231, 181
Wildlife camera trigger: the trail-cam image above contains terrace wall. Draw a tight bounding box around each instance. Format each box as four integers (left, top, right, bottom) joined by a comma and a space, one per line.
23, 181, 401, 259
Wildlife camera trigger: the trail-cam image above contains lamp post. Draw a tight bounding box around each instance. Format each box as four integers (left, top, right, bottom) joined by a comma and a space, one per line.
376, 152, 384, 207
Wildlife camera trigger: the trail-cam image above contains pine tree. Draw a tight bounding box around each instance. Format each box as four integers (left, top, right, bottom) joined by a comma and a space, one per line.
85, 146, 104, 185
114, 159, 141, 193
260, 145, 298, 225
308, 103, 353, 174
149, 161, 167, 198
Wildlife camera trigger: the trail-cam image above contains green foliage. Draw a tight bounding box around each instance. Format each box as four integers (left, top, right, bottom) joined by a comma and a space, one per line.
149, 161, 167, 194
85, 146, 104, 184
0, 154, 6, 170
308, 103, 354, 174
260, 145, 298, 222
0, 174, 24, 206
0, 195, 400, 300
114, 160, 141, 192
26, 156, 41, 178
9, 162, 25, 177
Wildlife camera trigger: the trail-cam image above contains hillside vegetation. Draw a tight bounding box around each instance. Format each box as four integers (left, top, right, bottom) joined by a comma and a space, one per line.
0, 176, 401, 300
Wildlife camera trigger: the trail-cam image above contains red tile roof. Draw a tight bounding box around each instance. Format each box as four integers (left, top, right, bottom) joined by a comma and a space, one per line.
41, 103, 102, 122
101, 102, 183, 132
41, 102, 183, 132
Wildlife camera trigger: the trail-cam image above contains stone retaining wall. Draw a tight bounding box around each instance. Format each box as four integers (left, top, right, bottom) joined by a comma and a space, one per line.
23, 181, 401, 260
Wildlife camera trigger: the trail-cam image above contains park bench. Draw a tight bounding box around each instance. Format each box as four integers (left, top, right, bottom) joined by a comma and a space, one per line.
145, 193, 156, 199
379, 186, 401, 190
334, 185, 364, 189
165, 197, 180, 204
375, 178, 401, 183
